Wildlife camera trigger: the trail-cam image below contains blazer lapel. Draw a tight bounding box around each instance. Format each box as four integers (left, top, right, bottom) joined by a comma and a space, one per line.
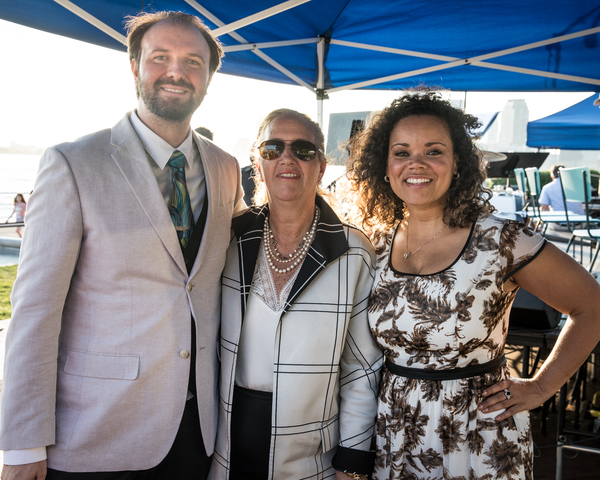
231, 198, 349, 318
110, 114, 187, 274
283, 197, 349, 314
233, 207, 266, 319
187, 135, 219, 279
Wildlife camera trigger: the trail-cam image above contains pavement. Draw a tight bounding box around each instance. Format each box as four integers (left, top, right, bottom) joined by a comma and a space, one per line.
0, 226, 20, 267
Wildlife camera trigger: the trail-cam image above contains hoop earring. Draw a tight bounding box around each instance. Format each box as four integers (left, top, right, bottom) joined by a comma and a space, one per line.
384, 175, 390, 183
453, 172, 460, 179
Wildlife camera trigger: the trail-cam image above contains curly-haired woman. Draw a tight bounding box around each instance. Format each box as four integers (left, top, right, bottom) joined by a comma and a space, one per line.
348, 89, 600, 479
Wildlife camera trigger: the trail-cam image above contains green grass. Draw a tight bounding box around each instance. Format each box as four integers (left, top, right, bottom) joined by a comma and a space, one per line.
0, 265, 17, 320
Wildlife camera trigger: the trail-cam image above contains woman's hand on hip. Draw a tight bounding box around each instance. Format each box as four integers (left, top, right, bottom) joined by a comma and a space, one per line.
478, 377, 547, 422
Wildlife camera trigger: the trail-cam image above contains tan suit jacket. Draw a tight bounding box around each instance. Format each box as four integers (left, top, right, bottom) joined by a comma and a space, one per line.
0, 113, 245, 472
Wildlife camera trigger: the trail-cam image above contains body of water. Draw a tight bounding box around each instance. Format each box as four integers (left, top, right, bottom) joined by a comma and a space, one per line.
0, 153, 41, 221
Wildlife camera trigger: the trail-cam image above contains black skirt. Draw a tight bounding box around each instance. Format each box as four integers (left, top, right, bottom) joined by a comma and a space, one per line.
229, 385, 273, 480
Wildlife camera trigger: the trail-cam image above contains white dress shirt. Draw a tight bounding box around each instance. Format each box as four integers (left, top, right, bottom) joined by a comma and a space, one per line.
130, 110, 206, 222
235, 243, 301, 392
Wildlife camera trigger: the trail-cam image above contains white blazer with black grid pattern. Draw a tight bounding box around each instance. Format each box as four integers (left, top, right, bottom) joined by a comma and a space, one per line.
209, 197, 383, 480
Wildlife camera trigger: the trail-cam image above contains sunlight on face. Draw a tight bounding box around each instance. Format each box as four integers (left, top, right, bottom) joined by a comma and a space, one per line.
386, 115, 458, 211
132, 21, 212, 123
257, 116, 326, 208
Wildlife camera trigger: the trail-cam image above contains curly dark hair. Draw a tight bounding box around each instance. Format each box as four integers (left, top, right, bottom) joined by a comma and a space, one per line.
348, 89, 494, 230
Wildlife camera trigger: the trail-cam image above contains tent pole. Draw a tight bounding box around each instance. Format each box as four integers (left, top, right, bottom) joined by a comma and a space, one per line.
317, 97, 324, 128
316, 37, 328, 128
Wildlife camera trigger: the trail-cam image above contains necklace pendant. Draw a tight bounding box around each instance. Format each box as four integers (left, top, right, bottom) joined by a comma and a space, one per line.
403, 252, 411, 259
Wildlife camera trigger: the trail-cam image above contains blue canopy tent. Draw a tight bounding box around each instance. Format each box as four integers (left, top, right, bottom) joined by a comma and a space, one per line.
527, 95, 600, 150
1, 0, 600, 124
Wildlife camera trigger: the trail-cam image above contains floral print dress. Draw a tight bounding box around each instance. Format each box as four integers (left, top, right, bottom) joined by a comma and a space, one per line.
369, 215, 546, 480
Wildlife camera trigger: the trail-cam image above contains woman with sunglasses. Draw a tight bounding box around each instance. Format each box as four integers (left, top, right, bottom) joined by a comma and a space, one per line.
209, 109, 382, 480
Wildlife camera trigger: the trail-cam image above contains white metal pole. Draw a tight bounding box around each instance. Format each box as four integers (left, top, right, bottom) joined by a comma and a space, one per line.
316, 37, 326, 128
317, 98, 324, 129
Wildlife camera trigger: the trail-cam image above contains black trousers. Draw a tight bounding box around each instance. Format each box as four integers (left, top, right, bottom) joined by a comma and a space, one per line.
228, 386, 272, 480
46, 398, 210, 480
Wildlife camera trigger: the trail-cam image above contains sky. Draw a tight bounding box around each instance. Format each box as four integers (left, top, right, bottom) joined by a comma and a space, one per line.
0, 18, 596, 167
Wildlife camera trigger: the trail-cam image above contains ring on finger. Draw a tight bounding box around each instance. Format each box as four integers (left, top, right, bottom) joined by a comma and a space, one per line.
504, 388, 511, 400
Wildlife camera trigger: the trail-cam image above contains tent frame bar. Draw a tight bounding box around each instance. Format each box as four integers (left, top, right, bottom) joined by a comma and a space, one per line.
186, 0, 315, 93
52, 0, 600, 129
53, 0, 126, 45
53, 0, 316, 92
223, 38, 318, 53
210, 0, 310, 37
328, 25, 600, 92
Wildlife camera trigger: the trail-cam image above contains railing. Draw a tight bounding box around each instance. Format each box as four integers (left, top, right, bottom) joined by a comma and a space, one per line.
0, 222, 24, 229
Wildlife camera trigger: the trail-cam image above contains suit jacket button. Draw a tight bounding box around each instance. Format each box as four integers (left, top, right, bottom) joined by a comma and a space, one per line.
180, 350, 190, 360
187, 284, 193, 292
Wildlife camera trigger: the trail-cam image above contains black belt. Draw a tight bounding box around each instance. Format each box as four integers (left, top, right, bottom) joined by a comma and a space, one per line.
385, 355, 506, 381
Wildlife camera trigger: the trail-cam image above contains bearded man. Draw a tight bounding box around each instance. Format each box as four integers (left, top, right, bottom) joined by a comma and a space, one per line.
0, 11, 245, 480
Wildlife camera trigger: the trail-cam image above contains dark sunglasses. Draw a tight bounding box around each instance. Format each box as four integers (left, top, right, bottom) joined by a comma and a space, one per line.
257, 140, 320, 162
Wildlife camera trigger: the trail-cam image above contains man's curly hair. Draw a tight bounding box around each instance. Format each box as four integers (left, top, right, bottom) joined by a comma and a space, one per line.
347, 89, 494, 230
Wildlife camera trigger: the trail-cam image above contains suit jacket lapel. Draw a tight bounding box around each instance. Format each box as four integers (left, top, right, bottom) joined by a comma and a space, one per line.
188, 134, 219, 279
110, 114, 187, 274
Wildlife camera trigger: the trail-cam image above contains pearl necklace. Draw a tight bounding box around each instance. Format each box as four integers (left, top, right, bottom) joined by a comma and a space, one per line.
403, 219, 445, 259
264, 206, 320, 274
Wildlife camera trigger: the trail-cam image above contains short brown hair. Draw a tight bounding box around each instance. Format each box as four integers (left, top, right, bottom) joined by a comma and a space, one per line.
125, 11, 223, 77
551, 164, 564, 178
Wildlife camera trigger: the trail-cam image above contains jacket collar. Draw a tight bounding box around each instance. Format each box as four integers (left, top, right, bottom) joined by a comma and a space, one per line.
109, 113, 217, 278
233, 196, 349, 316
109, 114, 187, 274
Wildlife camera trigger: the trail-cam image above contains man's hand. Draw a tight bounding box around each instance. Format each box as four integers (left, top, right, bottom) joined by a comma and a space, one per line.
1, 461, 47, 480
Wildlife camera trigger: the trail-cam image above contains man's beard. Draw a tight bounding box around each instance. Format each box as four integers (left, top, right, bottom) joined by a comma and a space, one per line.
137, 77, 205, 122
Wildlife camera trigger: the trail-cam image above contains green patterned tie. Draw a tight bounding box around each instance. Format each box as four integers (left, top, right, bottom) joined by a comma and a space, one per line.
168, 150, 194, 249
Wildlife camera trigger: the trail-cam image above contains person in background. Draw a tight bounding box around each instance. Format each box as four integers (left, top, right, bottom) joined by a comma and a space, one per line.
240, 162, 255, 205
539, 164, 585, 214
0, 11, 245, 480
348, 89, 600, 479
209, 108, 382, 480
6, 193, 26, 238
191, 126, 258, 204
195, 126, 214, 140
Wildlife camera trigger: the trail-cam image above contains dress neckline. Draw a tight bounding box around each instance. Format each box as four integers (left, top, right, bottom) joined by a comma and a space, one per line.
387, 218, 477, 277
